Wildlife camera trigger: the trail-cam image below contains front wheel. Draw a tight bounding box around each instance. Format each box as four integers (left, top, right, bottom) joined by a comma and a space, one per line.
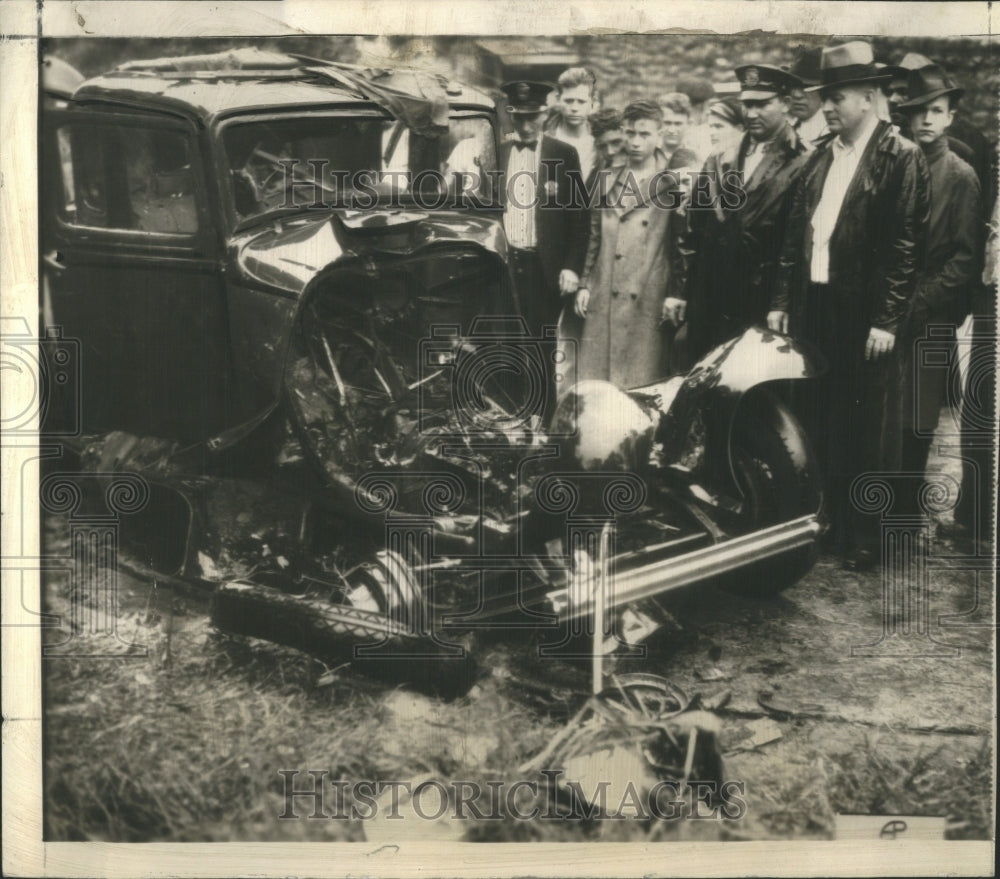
721, 391, 822, 598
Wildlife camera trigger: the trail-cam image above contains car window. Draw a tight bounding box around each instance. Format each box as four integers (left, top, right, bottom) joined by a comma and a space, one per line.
223, 113, 497, 223
56, 121, 199, 235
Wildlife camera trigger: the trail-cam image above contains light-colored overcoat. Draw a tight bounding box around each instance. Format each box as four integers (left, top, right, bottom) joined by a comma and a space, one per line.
573, 161, 675, 388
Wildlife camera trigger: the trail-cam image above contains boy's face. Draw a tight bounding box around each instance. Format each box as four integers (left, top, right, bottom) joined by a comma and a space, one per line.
660, 108, 689, 149
595, 127, 626, 164
624, 117, 661, 164
908, 95, 954, 145
672, 165, 698, 204
559, 84, 594, 130
708, 116, 740, 147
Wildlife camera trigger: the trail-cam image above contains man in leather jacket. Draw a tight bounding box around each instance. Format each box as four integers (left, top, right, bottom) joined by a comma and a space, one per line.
767, 42, 930, 570
664, 64, 809, 362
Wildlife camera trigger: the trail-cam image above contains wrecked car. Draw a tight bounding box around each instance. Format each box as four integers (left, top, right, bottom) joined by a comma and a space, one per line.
40, 49, 825, 695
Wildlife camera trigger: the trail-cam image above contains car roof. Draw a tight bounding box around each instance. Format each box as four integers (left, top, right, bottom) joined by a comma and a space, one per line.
69, 47, 496, 125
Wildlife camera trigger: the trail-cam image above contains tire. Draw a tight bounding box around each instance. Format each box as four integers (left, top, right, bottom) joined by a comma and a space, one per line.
718, 393, 821, 598
733, 415, 802, 531
211, 581, 478, 699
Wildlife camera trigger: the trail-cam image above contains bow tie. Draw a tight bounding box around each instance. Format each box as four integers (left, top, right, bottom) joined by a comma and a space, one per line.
513, 140, 537, 151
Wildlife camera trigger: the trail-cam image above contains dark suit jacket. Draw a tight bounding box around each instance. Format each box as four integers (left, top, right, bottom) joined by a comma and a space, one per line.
945, 116, 994, 213
771, 120, 930, 336
498, 135, 590, 294
902, 139, 982, 433
678, 123, 808, 356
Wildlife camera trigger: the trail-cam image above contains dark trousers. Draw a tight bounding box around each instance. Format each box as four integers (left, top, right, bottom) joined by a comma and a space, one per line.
797, 283, 900, 555
509, 247, 559, 422
509, 248, 559, 333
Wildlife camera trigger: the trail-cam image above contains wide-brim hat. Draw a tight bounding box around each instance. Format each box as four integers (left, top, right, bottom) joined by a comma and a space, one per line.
807, 41, 892, 92
789, 46, 823, 87
881, 51, 934, 81
499, 80, 554, 115
735, 64, 802, 101
897, 64, 964, 109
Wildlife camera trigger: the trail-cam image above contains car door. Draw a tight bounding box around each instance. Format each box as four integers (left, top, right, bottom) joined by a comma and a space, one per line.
41, 107, 237, 443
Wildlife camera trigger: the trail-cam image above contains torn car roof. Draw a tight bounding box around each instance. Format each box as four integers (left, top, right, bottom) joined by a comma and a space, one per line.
70, 47, 495, 130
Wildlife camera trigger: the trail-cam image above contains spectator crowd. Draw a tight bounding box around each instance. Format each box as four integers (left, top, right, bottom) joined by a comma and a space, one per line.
496, 40, 996, 569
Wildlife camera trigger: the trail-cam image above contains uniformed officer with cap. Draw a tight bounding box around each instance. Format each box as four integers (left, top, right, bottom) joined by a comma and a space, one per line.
498, 80, 589, 415
665, 62, 808, 361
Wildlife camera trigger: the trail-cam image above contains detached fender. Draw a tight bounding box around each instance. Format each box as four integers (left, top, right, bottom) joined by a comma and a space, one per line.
639, 326, 826, 502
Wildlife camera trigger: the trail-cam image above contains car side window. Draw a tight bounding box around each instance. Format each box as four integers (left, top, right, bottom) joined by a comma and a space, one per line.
57, 121, 199, 235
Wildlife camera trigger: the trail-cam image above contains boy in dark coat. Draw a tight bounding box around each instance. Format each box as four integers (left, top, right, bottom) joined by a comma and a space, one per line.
897, 66, 982, 514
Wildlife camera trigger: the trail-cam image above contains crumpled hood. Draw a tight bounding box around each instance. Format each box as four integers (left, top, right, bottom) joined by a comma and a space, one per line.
234, 210, 508, 293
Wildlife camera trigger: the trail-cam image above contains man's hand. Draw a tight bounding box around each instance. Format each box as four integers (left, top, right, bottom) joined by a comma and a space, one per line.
865, 326, 895, 360
766, 310, 789, 334
661, 297, 687, 327
574, 287, 590, 318
559, 269, 580, 296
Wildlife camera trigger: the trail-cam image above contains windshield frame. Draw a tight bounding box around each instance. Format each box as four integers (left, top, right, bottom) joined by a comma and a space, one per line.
215, 106, 501, 234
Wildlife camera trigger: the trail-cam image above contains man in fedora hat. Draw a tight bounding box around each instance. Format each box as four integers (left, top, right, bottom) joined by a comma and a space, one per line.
787, 47, 829, 150
497, 80, 589, 400
896, 66, 982, 512
665, 64, 808, 361
767, 40, 931, 570
881, 51, 934, 129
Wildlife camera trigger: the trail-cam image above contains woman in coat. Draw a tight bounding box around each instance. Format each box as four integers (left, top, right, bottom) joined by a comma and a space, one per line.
569, 101, 678, 389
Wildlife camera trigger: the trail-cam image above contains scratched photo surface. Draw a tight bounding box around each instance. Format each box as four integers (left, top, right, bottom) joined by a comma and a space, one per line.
4, 3, 996, 873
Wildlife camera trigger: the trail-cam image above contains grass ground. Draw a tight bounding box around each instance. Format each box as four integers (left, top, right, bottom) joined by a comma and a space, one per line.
42, 543, 993, 843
